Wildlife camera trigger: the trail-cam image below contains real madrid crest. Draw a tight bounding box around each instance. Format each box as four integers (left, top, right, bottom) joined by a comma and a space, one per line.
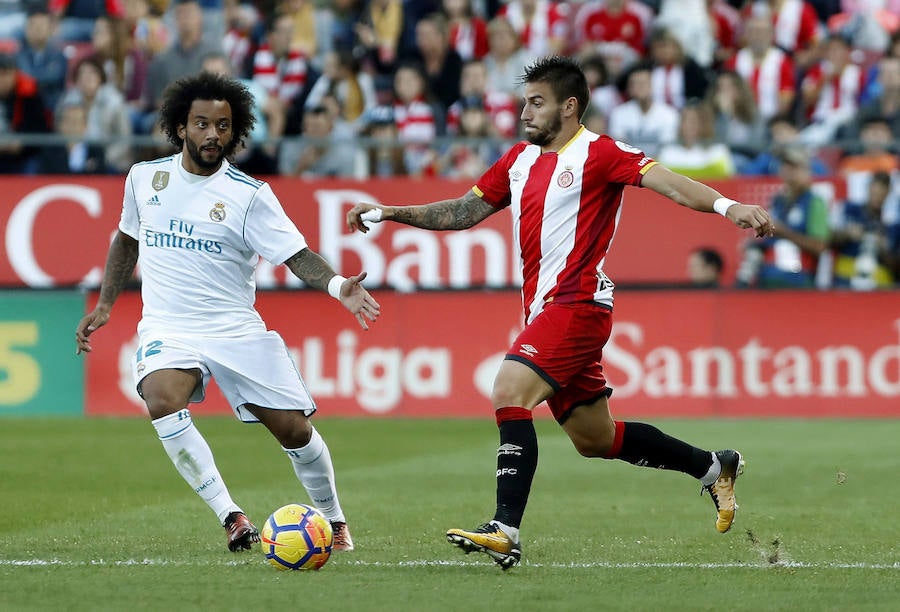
209, 202, 226, 222
557, 167, 574, 188
152, 171, 170, 191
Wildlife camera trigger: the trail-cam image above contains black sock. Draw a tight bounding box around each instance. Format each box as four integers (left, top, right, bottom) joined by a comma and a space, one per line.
492, 407, 538, 529
610, 421, 712, 479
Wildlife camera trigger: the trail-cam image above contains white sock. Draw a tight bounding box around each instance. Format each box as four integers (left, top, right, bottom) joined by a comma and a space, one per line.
699, 452, 722, 486
490, 520, 519, 543
283, 427, 345, 523
152, 409, 241, 524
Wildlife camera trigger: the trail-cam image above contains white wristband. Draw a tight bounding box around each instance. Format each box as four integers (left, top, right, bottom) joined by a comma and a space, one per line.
713, 198, 738, 217
360, 209, 383, 223
327, 275, 347, 300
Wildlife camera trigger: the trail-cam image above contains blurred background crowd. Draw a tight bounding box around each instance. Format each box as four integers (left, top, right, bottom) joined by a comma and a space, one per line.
1, 0, 899, 288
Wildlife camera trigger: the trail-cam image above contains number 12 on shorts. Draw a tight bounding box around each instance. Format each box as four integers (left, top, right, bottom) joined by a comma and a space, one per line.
136, 340, 163, 362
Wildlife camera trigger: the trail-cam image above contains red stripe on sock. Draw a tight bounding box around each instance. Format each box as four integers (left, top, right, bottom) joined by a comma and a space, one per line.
495, 406, 533, 426
605, 420, 626, 458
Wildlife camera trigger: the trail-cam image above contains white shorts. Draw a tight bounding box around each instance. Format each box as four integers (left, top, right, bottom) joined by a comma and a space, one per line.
131, 329, 316, 422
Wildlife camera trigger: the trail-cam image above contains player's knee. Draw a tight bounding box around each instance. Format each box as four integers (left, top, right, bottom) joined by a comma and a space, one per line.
143, 391, 189, 419
273, 413, 313, 448
572, 436, 611, 458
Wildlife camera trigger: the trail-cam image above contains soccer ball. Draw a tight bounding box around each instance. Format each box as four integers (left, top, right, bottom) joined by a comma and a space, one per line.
261, 504, 333, 571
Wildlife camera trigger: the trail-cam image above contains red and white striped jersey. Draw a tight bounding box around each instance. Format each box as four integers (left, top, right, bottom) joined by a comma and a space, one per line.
802, 62, 865, 124
252, 44, 308, 102
499, 0, 572, 57
728, 47, 796, 119
474, 127, 656, 323
393, 97, 436, 143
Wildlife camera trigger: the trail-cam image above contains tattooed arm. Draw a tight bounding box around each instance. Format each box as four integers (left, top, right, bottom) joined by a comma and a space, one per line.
75, 231, 139, 354
284, 248, 381, 331
346, 190, 498, 233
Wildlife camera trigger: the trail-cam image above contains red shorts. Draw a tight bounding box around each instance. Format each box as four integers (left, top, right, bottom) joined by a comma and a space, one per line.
506, 302, 613, 423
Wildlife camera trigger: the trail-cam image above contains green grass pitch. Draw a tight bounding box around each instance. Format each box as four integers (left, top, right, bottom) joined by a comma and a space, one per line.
1, 417, 897, 611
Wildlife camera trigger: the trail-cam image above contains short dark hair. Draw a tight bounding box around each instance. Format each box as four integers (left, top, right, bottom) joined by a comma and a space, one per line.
694, 247, 724, 273
158, 72, 256, 157
521, 56, 590, 120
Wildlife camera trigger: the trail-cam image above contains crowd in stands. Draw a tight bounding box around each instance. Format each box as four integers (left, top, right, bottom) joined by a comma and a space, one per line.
1, 0, 899, 286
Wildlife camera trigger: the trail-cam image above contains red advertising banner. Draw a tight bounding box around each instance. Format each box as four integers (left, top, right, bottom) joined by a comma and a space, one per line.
1, 175, 835, 289
85, 289, 900, 418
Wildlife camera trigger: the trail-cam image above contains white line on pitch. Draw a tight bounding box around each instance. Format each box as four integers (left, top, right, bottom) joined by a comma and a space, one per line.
1, 559, 898, 569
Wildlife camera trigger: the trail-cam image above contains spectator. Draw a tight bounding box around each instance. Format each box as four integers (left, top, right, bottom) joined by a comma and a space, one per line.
282, 0, 333, 68
738, 114, 831, 175
200, 50, 282, 174
49, 0, 125, 43
60, 56, 132, 172
447, 58, 518, 138
443, 0, 489, 61
657, 101, 736, 179
497, 0, 571, 58
826, 0, 898, 52
330, 0, 363, 54
707, 0, 741, 68
280, 100, 357, 177
726, 13, 797, 121
629, 27, 711, 111
799, 32, 864, 145
221, 0, 258, 78
482, 15, 534, 97
251, 10, 309, 142
438, 97, 501, 178
14, 3, 68, 111
837, 115, 899, 174
303, 48, 376, 132
356, 0, 403, 81
362, 103, 404, 177
141, 0, 221, 131
856, 55, 900, 139
687, 246, 724, 288
392, 61, 439, 176
737, 146, 830, 288
655, 0, 715, 68
410, 12, 463, 112
574, 0, 646, 60
743, 0, 823, 69
85, 15, 149, 110
0, 51, 52, 174
608, 66, 680, 155
582, 54, 621, 123
123, 0, 171, 60
38, 99, 106, 173
829, 170, 900, 288
708, 70, 766, 164
860, 30, 900, 105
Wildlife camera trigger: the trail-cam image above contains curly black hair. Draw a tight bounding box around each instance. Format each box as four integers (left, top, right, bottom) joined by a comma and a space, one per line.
158, 71, 256, 157
520, 56, 590, 120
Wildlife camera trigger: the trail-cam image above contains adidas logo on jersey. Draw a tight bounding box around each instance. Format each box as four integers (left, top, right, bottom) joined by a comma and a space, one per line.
146, 195, 161, 206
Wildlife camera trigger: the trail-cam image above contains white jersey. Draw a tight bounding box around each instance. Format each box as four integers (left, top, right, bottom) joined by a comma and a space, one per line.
119, 153, 307, 336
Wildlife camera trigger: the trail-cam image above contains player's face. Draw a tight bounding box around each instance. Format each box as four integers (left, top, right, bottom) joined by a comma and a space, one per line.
180, 99, 233, 174
521, 82, 564, 147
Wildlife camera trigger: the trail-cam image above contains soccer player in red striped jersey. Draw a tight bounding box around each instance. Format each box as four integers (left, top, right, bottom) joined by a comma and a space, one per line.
347, 56, 774, 569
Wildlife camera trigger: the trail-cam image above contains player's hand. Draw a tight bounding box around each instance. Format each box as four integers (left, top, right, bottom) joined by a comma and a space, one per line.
727, 204, 775, 238
75, 306, 111, 355
347, 203, 387, 234
337, 271, 381, 330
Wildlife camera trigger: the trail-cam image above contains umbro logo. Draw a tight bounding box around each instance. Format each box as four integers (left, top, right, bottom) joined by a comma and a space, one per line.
498, 443, 523, 456
519, 344, 538, 356
146, 195, 161, 206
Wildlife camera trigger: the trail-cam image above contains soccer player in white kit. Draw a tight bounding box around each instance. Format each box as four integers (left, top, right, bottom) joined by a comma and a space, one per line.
347, 56, 775, 569
75, 72, 380, 553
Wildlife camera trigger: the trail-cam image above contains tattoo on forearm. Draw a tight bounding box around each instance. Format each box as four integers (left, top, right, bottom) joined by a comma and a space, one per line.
284, 248, 335, 291
391, 192, 494, 230
99, 234, 139, 306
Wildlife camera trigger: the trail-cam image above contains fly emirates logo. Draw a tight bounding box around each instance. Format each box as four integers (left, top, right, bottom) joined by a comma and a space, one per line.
606, 319, 900, 399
